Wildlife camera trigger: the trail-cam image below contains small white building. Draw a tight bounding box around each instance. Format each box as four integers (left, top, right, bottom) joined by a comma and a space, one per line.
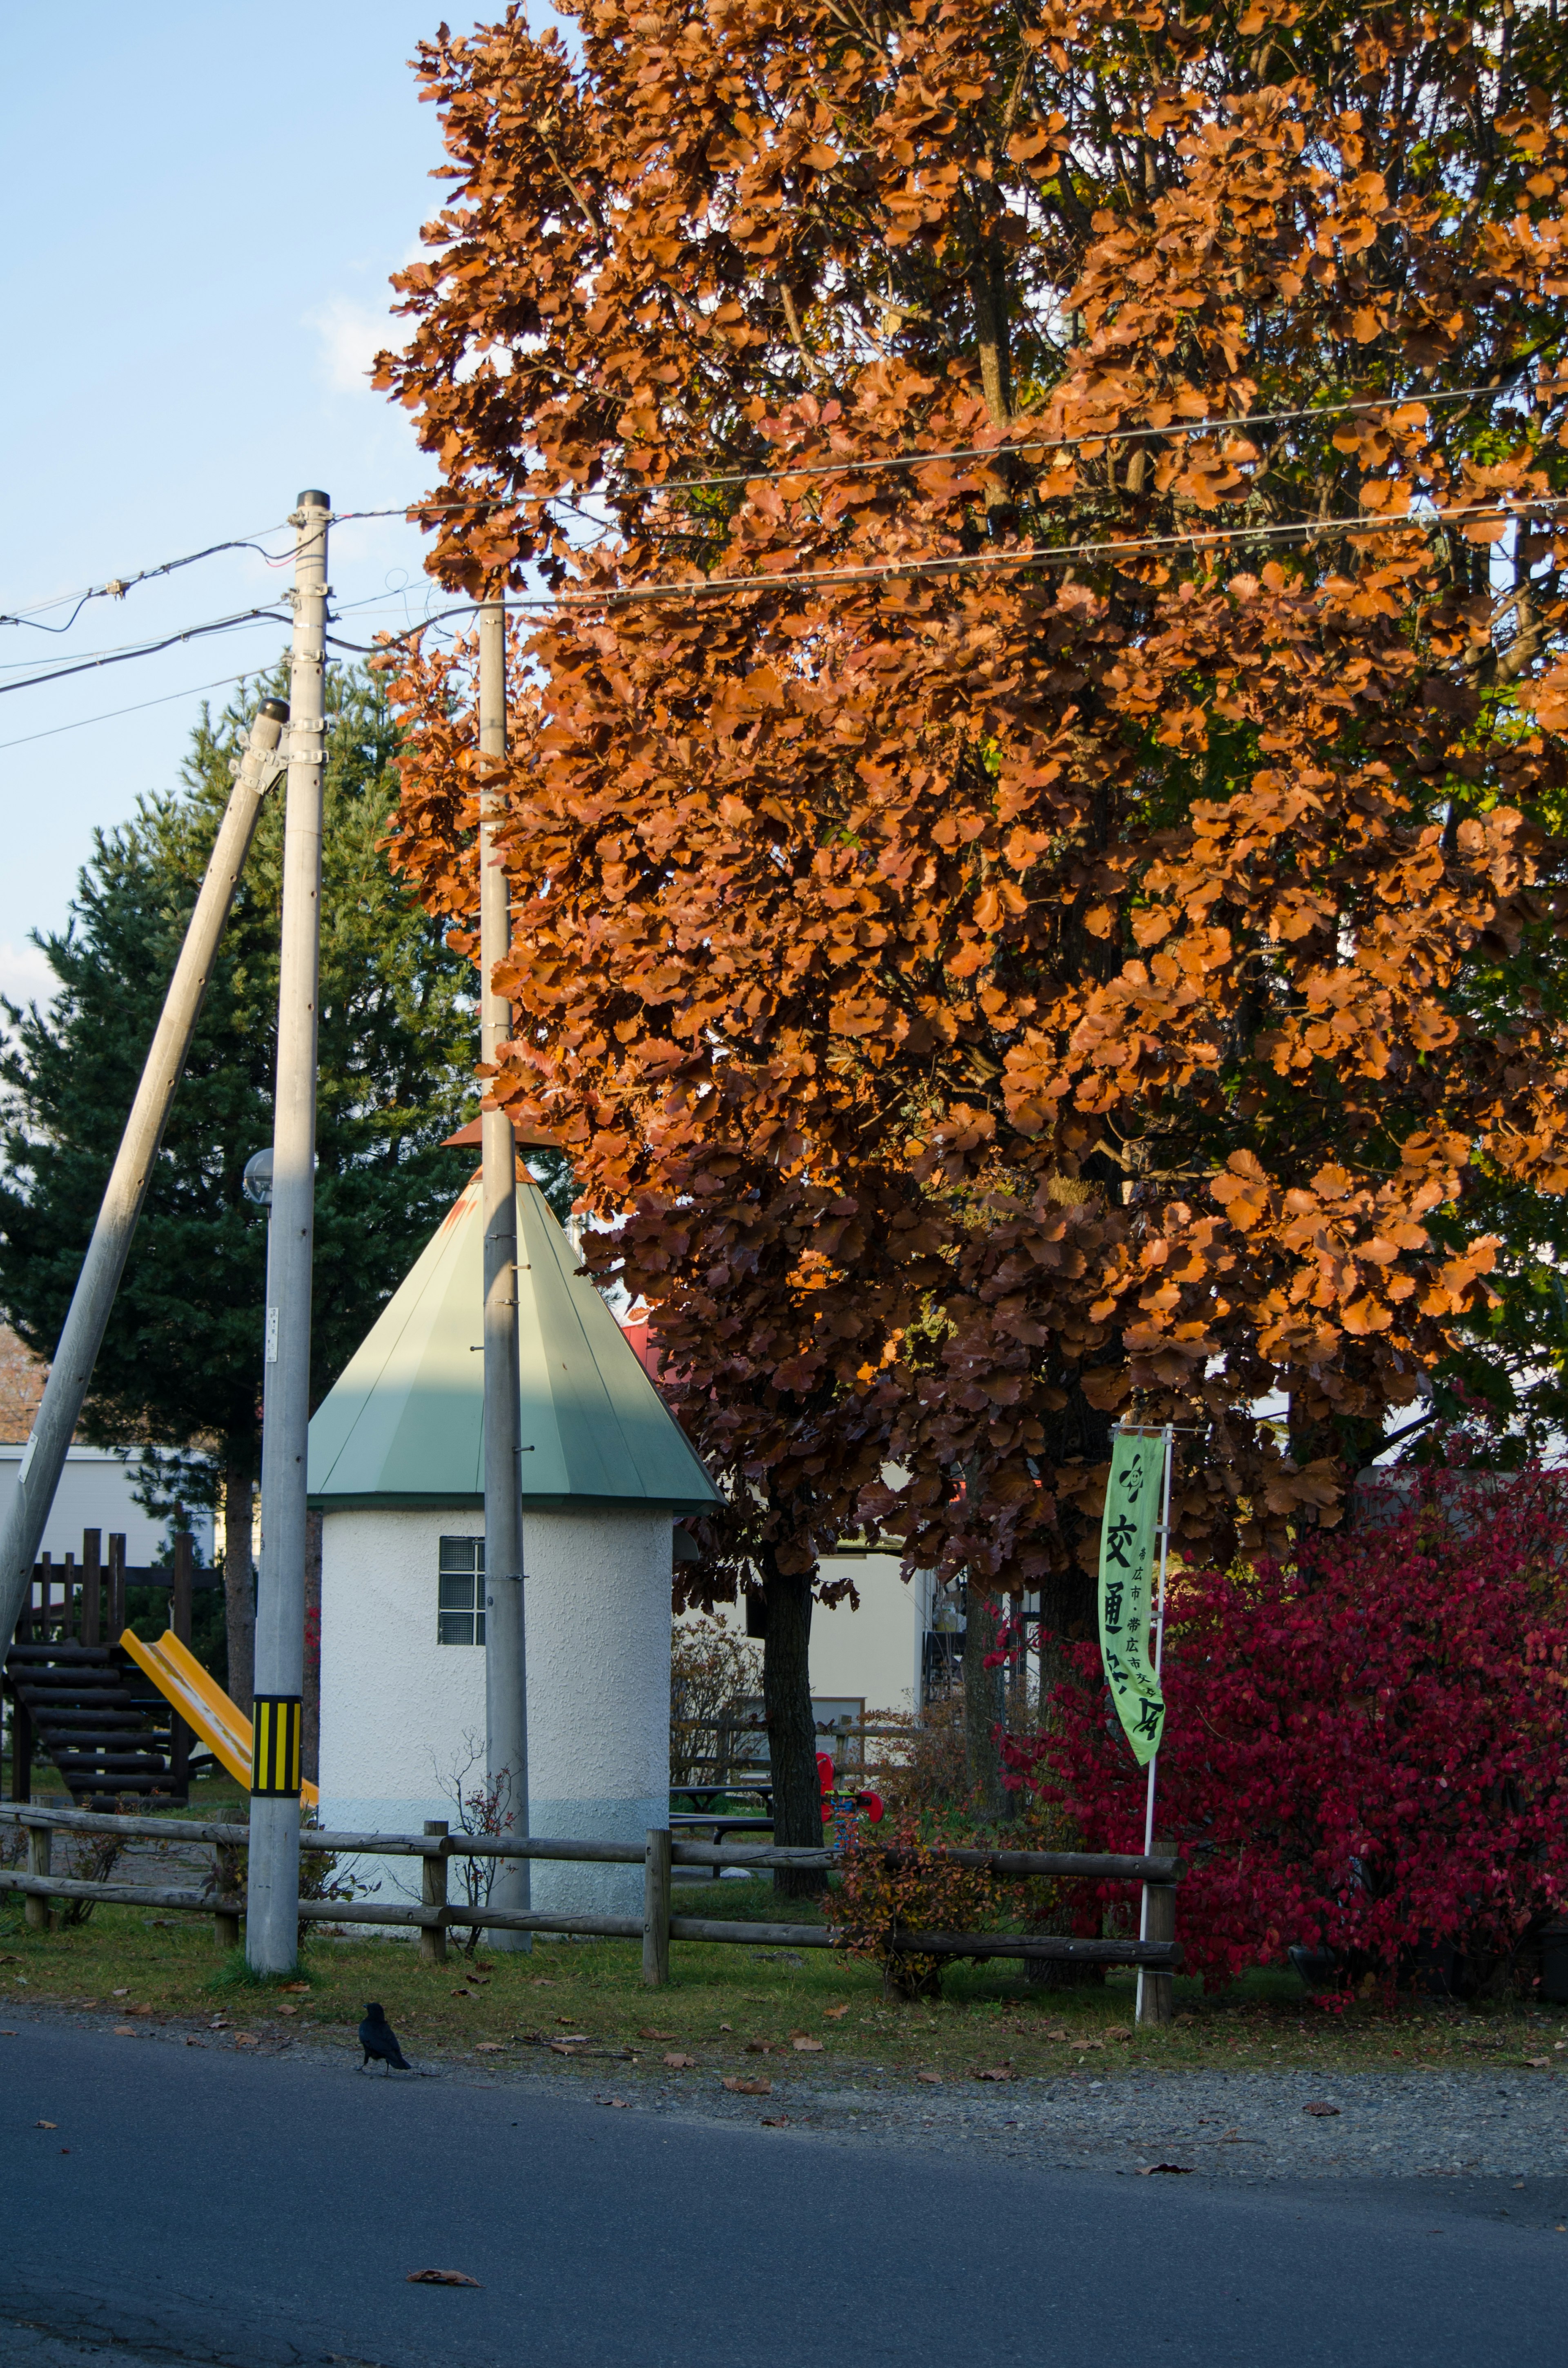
308, 1166, 717, 1920
0, 1444, 212, 1567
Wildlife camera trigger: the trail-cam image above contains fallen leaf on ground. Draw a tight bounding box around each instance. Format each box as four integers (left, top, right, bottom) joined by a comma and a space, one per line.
792, 2037, 824, 2052
1042, 2027, 1069, 2041
406, 2270, 481, 2287
1137, 2163, 1195, 2176
474, 2042, 506, 2053
129, 2007, 153, 2018
719, 2022, 733, 2031
111, 1989, 129, 1999
112, 2027, 136, 2038
1526, 2056, 1552, 2068
597, 2096, 630, 2108
746, 2040, 777, 2055
282, 1982, 310, 1993
0, 2031, 16, 2037
975, 2067, 1015, 2082
1070, 2038, 1106, 2053
639, 2028, 676, 2041
723, 2076, 772, 2095
1105, 2025, 1133, 2041
34, 2119, 55, 2129
234, 2034, 259, 2048
549, 2039, 588, 2054
276, 2005, 298, 2017
760, 2115, 790, 2127
1303, 2101, 1341, 2117
663, 2051, 697, 2068
185, 2038, 204, 2048
916, 2070, 943, 2085
530, 1978, 557, 1987
823, 2005, 850, 2020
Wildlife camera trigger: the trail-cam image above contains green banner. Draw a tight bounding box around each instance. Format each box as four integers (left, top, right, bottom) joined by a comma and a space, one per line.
1098, 1429, 1167, 1766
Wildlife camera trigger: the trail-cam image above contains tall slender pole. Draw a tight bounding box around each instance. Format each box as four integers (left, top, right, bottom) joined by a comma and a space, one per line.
1136, 1422, 1174, 2023
247, 491, 329, 1972
479, 595, 530, 1947
0, 699, 290, 1661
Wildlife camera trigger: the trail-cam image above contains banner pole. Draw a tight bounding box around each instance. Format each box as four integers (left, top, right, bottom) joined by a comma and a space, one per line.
1136, 1423, 1175, 2022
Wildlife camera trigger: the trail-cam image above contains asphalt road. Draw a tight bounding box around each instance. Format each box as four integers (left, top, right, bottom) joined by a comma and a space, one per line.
3, 2017, 1564, 2368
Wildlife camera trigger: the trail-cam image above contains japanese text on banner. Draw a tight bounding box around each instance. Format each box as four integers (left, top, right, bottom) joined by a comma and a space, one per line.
1098, 1429, 1166, 1766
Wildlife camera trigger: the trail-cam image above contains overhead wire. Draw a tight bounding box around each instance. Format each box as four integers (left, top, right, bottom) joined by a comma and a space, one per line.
334, 377, 1549, 524
0, 525, 295, 635
0, 670, 261, 754
0, 606, 294, 700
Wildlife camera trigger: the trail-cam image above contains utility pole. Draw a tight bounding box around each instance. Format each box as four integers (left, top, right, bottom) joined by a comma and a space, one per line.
0, 698, 291, 1661
479, 593, 530, 1947
247, 490, 329, 1973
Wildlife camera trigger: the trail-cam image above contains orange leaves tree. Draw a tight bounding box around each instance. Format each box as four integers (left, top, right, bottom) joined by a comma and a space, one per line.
379, 0, 1568, 1830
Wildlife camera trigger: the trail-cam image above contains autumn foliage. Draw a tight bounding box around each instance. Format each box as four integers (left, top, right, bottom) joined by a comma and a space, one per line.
376, 0, 1568, 1670
1004, 1470, 1568, 1990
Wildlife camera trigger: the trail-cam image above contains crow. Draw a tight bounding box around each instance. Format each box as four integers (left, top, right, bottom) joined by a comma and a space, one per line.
359, 2002, 411, 2075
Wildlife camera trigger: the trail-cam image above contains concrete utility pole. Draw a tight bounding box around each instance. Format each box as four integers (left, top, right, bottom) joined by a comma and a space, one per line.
479, 593, 530, 1947
247, 491, 329, 1973
0, 698, 291, 1662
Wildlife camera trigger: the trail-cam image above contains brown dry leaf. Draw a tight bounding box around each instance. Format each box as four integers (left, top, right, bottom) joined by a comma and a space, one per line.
33, 2119, 56, 2129
282, 1982, 311, 1993
1526, 2055, 1552, 2068
1070, 2038, 1106, 2052
916, 2069, 943, 2085
0, 2030, 17, 2038
745, 2040, 777, 2055
549, 2038, 588, 2054
823, 2005, 851, 2020
1042, 2026, 1069, 2041
597, 2096, 631, 2108
184, 2038, 204, 2048
760, 2114, 791, 2127
276, 2005, 299, 2018
234, 2034, 259, 2048
1105, 2025, 1133, 2041
639, 2027, 676, 2040
1137, 2163, 1196, 2176
406, 2270, 481, 2287
112, 2027, 137, 2038
663, 2051, 697, 2069
791, 2037, 824, 2052
723, 2075, 773, 2095
975, 2066, 1015, 2082
474, 2041, 507, 2053
1303, 2101, 1341, 2117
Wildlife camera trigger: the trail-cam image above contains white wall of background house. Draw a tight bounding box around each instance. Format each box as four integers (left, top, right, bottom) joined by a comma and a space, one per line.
0, 1445, 211, 1566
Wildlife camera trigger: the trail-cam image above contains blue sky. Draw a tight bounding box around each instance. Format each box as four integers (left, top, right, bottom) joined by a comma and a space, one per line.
0, 4, 486, 1006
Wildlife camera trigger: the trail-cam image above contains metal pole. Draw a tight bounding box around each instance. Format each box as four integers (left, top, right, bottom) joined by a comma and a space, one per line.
0, 698, 290, 1660
1136, 1422, 1174, 2024
478, 594, 530, 1948
247, 491, 329, 1972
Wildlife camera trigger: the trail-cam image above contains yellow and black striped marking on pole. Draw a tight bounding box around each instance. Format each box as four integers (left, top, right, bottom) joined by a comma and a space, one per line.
251, 1695, 303, 1797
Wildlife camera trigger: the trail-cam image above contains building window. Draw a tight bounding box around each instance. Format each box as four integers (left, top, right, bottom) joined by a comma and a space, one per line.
437, 1536, 486, 1646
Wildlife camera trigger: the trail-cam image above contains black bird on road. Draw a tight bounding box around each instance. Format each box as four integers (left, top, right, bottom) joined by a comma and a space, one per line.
358, 2002, 412, 2074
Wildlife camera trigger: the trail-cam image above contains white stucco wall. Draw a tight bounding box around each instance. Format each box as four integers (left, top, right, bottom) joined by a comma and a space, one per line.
679, 1555, 931, 1715
318, 1503, 670, 1925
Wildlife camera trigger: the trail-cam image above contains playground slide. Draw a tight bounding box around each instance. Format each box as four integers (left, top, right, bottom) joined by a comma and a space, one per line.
119, 1628, 320, 1809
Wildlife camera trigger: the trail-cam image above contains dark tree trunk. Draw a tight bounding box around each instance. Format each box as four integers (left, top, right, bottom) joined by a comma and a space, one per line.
760, 1550, 824, 1899
962, 1591, 1005, 1819
303, 1506, 323, 1787
222, 1453, 256, 1718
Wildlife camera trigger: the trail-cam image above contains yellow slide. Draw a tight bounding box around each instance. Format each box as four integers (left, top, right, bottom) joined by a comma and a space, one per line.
119, 1628, 319, 1809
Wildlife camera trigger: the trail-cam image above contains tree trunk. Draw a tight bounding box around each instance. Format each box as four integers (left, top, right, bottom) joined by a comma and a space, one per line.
963, 1591, 1005, 1819
760, 1550, 824, 1899
222, 1454, 255, 1719
303, 1506, 323, 1787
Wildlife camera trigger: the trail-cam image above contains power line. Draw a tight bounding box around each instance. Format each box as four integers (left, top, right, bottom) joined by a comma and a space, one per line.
336, 377, 1545, 523
327, 493, 1564, 645
0, 606, 292, 700
0, 526, 294, 635
0, 669, 261, 754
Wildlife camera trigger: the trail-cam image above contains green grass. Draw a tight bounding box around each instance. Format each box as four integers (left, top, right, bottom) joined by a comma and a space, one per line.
3, 1881, 1565, 2084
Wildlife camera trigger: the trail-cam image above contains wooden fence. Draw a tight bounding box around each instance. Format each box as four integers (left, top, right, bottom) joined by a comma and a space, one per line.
0, 1802, 1183, 2024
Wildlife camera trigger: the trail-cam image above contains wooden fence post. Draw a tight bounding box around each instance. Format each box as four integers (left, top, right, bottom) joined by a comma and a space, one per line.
420, 1820, 449, 1965
24, 1818, 52, 1931
214, 1842, 241, 1951
81, 1530, 101, 1648
108, 1532, 127, 1642
168, 1533, 193, 1798
643, 1827, 672, 1987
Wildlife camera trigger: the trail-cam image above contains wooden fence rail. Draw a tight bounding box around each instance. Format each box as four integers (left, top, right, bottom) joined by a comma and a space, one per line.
0, 1804, 1182, 2024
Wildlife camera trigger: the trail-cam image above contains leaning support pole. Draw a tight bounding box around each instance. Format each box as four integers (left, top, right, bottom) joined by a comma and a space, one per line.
478, 593, 531, 1949
0, 697, 291, 1660
247, 491, 330, 1973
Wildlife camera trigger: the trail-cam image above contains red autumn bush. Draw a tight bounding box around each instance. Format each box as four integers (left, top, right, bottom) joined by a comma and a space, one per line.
1004, 1469, 1568, 1992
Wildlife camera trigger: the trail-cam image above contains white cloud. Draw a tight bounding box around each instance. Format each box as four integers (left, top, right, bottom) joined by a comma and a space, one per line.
0, 939, 55, 1014
307, 296, 397, 396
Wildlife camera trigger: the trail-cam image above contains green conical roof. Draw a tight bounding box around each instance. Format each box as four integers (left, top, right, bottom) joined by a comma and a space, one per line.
307, 1171, 718, 1513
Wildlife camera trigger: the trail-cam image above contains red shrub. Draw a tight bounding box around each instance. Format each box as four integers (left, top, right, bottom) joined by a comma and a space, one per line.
1005, 1469, 1568, 1990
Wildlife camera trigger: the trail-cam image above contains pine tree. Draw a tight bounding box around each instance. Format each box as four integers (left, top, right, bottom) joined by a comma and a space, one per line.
0, 664, 477, 1704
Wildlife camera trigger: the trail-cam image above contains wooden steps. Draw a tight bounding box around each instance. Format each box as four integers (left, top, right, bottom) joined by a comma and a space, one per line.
5, 1639, 179, 1807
